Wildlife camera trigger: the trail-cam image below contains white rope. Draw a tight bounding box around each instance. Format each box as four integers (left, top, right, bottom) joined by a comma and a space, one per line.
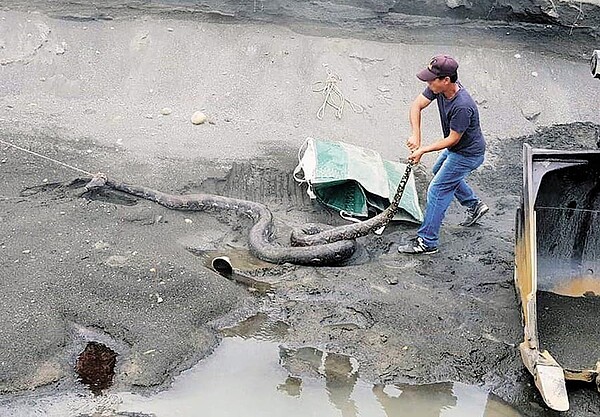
0, 138, 94, 176
313, 68, 364, 120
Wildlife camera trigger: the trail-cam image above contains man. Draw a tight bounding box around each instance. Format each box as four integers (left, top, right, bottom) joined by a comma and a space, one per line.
398, 54, 488, 255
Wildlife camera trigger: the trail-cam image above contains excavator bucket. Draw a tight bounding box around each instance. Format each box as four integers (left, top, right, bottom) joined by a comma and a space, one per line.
515, 144, 600, 411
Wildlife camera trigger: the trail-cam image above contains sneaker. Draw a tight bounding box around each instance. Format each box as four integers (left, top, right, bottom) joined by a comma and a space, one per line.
460, 201, 489, 227
397, 237, 438, 255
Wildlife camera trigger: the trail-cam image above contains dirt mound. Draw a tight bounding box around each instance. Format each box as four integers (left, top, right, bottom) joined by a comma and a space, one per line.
475, 122, 600, 196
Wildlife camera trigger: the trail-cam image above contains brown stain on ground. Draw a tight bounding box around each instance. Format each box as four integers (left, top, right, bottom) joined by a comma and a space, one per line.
75, 341, 118, 395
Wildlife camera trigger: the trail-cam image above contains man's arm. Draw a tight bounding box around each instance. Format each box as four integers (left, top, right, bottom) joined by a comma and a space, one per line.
409, 129, 463, 164
407, 93, 433, 151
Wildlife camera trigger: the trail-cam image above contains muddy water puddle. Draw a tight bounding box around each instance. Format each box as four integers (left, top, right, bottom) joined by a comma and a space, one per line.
117, 338, 520, 417
0, 314, 522, 416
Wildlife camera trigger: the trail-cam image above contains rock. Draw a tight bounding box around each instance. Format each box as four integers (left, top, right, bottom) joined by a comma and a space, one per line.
446, 0, 472, 8
55, 42, 66, 55
191, 111, 207, 125
160, 107, 172, 115
105, 255, 128, 267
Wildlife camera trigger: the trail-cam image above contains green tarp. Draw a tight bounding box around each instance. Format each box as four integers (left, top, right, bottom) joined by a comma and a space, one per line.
293, 138, 423, 223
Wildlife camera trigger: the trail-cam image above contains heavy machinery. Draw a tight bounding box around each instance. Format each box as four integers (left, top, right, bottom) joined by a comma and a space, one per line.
515, 144, 600, 411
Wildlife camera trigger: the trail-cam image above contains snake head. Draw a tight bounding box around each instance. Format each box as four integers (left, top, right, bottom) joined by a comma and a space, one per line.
85, 172, 108, 190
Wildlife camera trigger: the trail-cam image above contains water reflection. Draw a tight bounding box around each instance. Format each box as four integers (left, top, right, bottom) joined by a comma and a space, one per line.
373, 383, 456, 417
280, 347, 359, 417
115, 336, 521, 417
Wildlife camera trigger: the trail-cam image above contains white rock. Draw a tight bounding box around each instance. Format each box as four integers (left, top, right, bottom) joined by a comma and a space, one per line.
191, 111, 207, 125
446, 0, 472, 8
94, 241, 110, 250
160, 107, 172, 115
55, 42, 66, 55
184, 218, 193, 224
105, 255, 128, 267
531, 71, 538, 77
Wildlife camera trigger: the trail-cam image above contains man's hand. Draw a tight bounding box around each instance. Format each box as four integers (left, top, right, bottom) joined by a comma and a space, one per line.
408, 148, 425, 164
406, 135, 420, 152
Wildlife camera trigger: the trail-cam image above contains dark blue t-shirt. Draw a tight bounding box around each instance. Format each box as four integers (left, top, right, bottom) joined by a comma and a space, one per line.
423, 83, 485, 156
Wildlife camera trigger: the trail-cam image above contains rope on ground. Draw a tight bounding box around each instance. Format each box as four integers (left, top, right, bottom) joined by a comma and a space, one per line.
313, 68, 364, 120
0, 138, 94, 176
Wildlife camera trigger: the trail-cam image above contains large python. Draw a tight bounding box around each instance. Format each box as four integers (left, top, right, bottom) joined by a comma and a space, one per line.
84, 162, 413, 266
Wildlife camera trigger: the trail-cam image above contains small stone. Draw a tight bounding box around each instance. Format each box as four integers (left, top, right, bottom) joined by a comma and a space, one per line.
531, 71, 538, 77
106, 255, 128, 267
55, 42, 66, 55
1, 159, 6, 163
184, 218, 193, 224
94, 241, 110, 250
514, 53, 521, 59
446, 0, 470, 8
167, 28, 174, 32
22, 249, 31, 254
145, 114, 153, 119
191, 111, 207, 125
160, 107, 172, 116
386, 276, 398, 285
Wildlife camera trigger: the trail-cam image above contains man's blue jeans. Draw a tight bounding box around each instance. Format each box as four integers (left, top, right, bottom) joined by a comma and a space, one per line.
417, 149, 484, 248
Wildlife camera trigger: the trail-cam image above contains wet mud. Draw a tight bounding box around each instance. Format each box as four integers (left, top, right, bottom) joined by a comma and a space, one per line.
1, 122, 600, 416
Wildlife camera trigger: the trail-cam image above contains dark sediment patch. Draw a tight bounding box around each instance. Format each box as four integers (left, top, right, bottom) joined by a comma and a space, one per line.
75, 341, 118, 395
537, 290, 600, 371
